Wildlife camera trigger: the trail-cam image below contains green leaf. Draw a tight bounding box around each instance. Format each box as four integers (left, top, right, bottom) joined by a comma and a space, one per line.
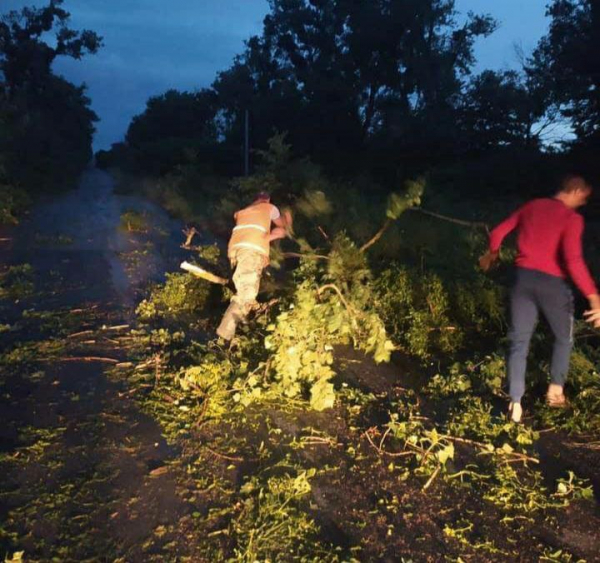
310, 378, 336, 411
437, 443, 455, 465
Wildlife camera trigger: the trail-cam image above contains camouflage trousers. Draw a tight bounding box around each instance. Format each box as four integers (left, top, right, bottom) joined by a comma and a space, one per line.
216, 249, 266, 340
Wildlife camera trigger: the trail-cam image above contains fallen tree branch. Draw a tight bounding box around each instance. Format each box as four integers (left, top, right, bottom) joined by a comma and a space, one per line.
68, 330, 95, 339
39, 356, 119, 364
181, 261, 229, 285
202, 444, 245, 462
103, 324, 129, 332
317, 226, 330, 242
365, 425, 539, 466
422, 466, 441, 491
565, 441, 600, 451
360, 218, 392, 253
282, 252, 330, 261
447, 469, 490, 481
69, 305, 99, 314
252, 298, 281, 317
299, 436, 339, 447
410, 208, 489, 232
442, 434, 539, 465
317, 284, 358, 323
363, 427, 418, 458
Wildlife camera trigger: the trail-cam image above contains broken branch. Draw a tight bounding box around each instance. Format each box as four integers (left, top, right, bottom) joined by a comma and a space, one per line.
181, 261, 229, 285
182, 226, 199, 248
410, 208, 489, 232
39, 356, 120, 364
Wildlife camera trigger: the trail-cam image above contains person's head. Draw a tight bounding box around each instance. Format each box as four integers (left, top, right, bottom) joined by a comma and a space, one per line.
254, 191, 270, 204
556, 174, 593, 209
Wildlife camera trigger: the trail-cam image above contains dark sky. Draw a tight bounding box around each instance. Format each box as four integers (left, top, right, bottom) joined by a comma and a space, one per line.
2, 0, 551, 150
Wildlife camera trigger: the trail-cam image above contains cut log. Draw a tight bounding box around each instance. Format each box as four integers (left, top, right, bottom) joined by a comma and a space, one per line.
180, 261, 228, 285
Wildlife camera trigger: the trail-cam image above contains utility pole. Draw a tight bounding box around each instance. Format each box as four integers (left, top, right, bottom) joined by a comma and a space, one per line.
244, 109, 250, 176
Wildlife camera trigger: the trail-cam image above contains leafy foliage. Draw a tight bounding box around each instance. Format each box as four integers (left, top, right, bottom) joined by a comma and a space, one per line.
136, 273, 211, 324
529, 0, 600, 146
0, 183, 29, 225
263, 228, 402, 410
385, 178, 424, 220
231, 467, 337, 561
120, 210, 150, 233
177, 355, 234, 418
213, 0, 496, 164
375, 265, 504, 360
124, 89, 218, 175
0, 0, 101, 202
0, 264, 34, 301
111, 131, 600, 561
536, 348, 600, 433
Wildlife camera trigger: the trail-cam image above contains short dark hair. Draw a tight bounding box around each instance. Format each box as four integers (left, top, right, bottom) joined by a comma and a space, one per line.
559, 174, 592, 193
255, 191, 270, 202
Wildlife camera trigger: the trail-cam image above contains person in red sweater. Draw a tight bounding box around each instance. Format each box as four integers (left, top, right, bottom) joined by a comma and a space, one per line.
480, 175, 600, 423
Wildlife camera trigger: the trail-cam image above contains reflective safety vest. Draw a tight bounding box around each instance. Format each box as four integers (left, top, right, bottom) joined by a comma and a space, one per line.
228, 202, 273, 260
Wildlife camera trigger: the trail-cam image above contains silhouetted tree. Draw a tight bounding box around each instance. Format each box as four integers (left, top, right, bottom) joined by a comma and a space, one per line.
214, 0, 496, 168
460, 70, 549, 151
0, 0, 102, 193
0, 0, 101, 95
530, 0, 600, 147
125, 89, 218, 175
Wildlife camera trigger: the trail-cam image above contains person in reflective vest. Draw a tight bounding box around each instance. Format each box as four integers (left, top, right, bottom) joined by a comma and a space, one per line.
217, 192, 291, 340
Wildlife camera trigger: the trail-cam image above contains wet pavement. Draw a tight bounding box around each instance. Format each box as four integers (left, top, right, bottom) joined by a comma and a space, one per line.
4, 166, 187, 309
0, 169, 195, 561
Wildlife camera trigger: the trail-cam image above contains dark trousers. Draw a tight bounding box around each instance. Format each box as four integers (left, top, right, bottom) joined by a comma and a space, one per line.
508, 268, 574, 403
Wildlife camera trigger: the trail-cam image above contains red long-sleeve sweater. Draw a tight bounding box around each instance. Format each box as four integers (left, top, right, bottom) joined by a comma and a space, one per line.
489, 198, 598, 297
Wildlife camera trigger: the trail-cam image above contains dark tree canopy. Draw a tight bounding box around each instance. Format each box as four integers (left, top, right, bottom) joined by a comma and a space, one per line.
0, 0, 102, 95
530, 0, 600, 147
124, 89, 219, 175
213, 0, 497, 168
460, 70, 547, 152
108, 0, 600, 190
0, 0, 102, 194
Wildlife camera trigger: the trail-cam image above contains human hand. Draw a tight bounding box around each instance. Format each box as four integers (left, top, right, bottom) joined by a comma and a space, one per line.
584, 309, 600, 328
269, 227, 287, 242
479, 250, 499, 272
283, 208, 294, 236
584, 294, 600, 327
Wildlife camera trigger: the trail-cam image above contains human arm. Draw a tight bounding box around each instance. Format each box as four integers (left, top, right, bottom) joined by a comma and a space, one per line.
561, 214, 598, 305
584, 306, 600, 327
479, 250, 500, 272
489, 208, 522, 253
268, 207, 293, 242
269, 227, 287, 242
479, 207, 522, 271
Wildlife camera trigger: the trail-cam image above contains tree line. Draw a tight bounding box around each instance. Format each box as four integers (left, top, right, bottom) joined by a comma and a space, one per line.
1, 0, 598, 210
101, 0, 600, 192
0, 0, 101, 215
